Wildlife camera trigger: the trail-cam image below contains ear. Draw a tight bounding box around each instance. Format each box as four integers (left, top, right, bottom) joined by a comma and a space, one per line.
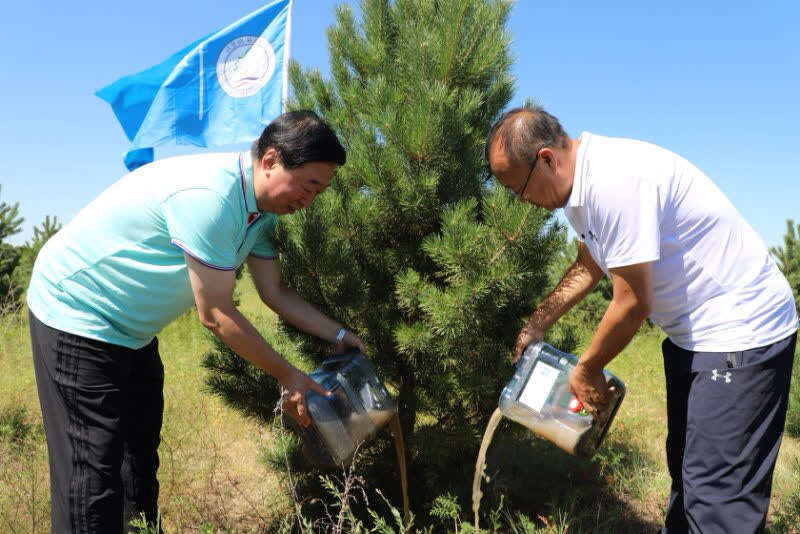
260, 147, 279, 170
540, 147, 557, 170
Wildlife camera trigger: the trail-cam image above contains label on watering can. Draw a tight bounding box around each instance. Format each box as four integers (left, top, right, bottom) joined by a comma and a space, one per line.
518, 361, 560, 412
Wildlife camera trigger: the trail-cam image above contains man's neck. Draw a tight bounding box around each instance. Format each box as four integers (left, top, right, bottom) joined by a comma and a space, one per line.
559, 137, 581, 207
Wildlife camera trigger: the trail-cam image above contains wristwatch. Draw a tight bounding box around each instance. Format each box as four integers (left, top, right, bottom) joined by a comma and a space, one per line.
335, 327, 347, 344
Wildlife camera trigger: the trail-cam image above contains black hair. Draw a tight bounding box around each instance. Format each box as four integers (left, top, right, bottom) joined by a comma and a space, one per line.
252, 110, 346, 168
484, 105, 569, 166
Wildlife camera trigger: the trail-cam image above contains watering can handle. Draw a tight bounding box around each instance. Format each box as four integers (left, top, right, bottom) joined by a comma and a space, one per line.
318, 348, 363, 369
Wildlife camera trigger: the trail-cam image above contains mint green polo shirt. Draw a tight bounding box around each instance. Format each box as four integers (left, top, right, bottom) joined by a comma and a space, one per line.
27, 152, 277, 349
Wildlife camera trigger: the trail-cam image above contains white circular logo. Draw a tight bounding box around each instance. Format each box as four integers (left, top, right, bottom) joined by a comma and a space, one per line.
216, 36, 277, 98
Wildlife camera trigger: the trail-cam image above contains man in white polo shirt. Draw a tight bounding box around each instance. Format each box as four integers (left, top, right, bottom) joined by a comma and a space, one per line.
27, 110, 365, 533
485, 105, 797, 534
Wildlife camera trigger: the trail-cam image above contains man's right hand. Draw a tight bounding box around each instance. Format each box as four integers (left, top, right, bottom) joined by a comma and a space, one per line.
279, 368, 331, 427
513, 325, 544, 363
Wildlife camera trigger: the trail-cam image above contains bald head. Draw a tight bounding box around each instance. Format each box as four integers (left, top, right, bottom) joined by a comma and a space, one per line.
485, 105, 569, 168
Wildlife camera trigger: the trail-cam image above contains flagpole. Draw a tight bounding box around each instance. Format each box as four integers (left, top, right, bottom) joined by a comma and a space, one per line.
282, 0, 294, 112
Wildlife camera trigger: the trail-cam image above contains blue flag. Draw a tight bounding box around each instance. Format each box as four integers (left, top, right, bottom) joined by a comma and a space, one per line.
97, 0, 292, 170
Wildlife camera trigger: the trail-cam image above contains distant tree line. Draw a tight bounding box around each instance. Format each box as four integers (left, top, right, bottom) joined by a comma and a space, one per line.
0, 185, 61, 314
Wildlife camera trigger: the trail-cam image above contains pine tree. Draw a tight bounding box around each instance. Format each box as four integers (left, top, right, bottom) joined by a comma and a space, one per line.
12, 215, 62, 300
771, 219, 800, 315
771, 219, 800, 439
205, 0, 568, 495
0, 186, 23, 313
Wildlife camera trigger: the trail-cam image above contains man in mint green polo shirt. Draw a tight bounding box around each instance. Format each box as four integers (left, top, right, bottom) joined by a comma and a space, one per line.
26, 110, 364, 533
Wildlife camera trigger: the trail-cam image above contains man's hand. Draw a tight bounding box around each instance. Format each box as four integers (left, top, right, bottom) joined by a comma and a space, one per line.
279, 368, 331, 427
568, 361, 611, 419
335, 330, 366, 354
513, 325, 545, 363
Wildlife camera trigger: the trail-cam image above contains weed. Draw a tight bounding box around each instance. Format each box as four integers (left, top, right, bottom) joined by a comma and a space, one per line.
0, 405, 32, 445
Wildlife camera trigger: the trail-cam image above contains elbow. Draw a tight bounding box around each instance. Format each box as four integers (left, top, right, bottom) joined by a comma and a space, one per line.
258, 284, 286, 312
196, 306, 227, 335
198, 312, 221, 333
259, 291, 278, 310
630, 298, 652, 323
613, 293, 652, 324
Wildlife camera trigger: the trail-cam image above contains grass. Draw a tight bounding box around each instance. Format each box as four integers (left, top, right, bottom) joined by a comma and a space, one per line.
0, 311, 50, 533
1, 279, 799, 532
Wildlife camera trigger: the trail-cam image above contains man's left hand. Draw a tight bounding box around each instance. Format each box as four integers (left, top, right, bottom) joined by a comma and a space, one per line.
336, 330, 367, 354
568, 360, 611, 419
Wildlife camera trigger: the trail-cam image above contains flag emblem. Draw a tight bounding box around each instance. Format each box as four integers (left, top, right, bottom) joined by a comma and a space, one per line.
216, 36, 277, 98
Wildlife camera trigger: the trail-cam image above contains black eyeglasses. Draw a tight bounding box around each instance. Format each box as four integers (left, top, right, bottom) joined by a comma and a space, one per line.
514, 146, 546, 197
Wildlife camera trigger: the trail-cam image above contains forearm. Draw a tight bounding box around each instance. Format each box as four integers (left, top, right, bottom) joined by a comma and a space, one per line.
203, 305, 298, 383
269, 286, 343, 344
579, 297, 647, 372
524, 260, 599, 334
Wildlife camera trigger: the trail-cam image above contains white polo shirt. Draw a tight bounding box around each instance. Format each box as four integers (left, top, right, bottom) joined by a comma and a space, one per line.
564, 132, 797, 352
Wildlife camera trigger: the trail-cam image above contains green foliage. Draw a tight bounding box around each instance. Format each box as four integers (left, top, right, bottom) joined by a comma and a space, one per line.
11, 215, 61, 301
0, 244, 22, 312
0, 186, 23, 242
785, 343, 800, 438
771, 219, 800, 316
430, 493, 461, 530
203, 333, 283, 422
772, 220, 800, 439
0, 186, 23, 312
0, 405, 32, 445
128, 512, 162, 534
0, 402, 49, 533
0, 185, 61, 314
367, 489, 419, 534
260, 426, 307, 473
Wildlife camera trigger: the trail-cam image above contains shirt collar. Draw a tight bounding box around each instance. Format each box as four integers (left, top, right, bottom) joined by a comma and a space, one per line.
566, 131, 591, 208
238, 151, 260, 215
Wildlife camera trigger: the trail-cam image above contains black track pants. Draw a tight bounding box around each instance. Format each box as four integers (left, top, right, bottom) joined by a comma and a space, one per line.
661, 332, 797, 534
29, 311, 164, 534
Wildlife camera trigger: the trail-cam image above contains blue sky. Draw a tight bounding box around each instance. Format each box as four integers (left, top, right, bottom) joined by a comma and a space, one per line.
1, 1, 798, 249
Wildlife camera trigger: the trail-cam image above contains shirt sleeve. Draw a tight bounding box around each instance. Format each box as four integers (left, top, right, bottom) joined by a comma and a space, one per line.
592, 176, 661, 269
248, 214, 278, 260
161, 189, 240, 270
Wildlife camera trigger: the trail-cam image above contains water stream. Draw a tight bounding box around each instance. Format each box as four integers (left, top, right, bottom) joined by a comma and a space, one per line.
389, 414, 410, 525
471, 408, 504, 532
